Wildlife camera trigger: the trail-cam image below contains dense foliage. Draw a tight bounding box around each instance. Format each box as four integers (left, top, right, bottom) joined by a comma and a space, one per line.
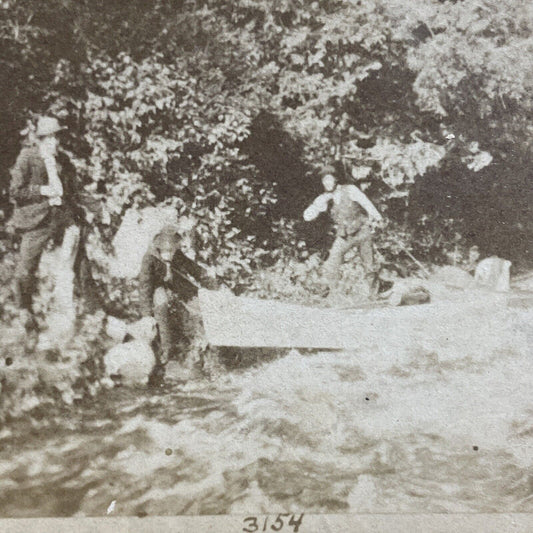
1, 0, 532, 279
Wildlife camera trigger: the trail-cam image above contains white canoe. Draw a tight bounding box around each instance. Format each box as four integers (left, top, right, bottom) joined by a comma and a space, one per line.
198, 288, 515, 350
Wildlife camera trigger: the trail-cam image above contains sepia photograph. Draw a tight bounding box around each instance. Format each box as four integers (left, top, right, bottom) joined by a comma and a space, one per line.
0, 0, 532, 531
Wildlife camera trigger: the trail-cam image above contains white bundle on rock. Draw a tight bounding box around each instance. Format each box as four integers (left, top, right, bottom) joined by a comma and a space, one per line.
103, 316, 158, 386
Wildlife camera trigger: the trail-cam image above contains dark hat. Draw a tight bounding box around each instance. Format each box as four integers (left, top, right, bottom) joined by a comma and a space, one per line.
157, 225, 182, 239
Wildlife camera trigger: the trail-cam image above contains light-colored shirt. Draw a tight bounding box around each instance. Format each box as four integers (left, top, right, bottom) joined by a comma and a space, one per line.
303, 184, 382, 222
39, 144, 63, 206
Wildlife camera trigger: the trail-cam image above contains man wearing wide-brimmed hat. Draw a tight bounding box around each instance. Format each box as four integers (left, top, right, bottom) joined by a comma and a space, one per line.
303, 162, 383, 296
9, 116, 72, 323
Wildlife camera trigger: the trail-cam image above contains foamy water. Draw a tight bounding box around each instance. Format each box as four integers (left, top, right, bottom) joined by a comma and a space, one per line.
0, 305, 531, 516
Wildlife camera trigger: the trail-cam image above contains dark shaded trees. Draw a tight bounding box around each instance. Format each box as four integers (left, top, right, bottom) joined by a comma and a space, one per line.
1, 0, 532, 273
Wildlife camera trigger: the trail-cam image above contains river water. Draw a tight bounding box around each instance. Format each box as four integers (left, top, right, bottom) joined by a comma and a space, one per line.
0, 303, 532, 517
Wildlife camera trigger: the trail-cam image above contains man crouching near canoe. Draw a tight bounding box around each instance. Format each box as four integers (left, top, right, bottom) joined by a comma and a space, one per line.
303, 164, 384, 297
139, 225, 217, 366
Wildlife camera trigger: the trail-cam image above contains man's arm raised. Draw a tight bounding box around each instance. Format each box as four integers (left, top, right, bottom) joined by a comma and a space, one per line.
303, 193, 332, 221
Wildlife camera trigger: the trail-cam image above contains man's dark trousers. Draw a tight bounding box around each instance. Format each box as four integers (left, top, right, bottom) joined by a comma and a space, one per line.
14, 212, 62, 310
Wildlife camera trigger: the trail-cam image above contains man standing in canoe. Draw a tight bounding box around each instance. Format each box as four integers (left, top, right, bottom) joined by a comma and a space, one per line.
303, 164, 384, 296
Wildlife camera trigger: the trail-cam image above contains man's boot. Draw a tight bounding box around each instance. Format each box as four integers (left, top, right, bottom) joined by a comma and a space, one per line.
14, 277, 38, 331
148, 362, 166, 387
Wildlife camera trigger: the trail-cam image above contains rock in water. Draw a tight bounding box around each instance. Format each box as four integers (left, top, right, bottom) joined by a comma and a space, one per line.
104, 340, 156, 386
103, 317, 158, 386
474, 257, 511, 292
383, 280, 431, 306
399, 286, 431, 306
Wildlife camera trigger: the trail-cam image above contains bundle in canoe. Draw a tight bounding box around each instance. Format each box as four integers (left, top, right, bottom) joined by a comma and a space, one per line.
198, 288, 510, 350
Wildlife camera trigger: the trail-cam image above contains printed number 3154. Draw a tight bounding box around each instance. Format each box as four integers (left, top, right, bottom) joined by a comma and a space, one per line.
243, 513, 304, 533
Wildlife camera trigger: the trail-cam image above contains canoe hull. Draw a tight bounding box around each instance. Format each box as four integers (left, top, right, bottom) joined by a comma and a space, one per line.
198, 289, 511, 349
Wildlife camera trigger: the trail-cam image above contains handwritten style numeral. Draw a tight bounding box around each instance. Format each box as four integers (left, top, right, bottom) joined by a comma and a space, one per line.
289, 514, 304, 532
243, 516, 259, 532
271, 513, 290, 531
243, 513, 304, 532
